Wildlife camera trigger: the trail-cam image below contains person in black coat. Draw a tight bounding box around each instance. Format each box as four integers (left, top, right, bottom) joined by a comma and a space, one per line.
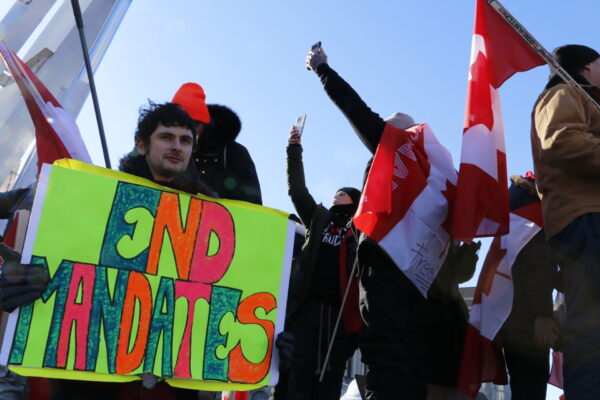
306, 46, 426, 400
282, 126, 362, 400
172, 83, 262, 204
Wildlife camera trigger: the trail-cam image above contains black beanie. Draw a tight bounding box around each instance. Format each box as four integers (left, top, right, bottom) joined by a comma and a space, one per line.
337, 187, 362, 206
553, 45, 599, 74
546, 44, 600, 89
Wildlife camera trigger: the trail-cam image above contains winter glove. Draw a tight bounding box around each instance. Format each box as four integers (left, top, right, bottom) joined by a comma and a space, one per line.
0, 244, 49, 312
305, 47, 328, 71
139, 373, 158, 390
455, 241, 481, 283
534, 315, 559, 348
275, 331, 295, 371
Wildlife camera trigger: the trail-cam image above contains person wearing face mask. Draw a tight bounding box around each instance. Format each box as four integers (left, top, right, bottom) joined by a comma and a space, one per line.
281, 126, 362, 400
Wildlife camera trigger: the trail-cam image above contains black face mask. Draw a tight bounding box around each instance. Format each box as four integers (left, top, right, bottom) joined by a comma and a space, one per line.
328, 204, 356, 226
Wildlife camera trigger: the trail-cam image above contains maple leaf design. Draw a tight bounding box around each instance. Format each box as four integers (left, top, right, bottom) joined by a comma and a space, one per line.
392, 142, 417, 189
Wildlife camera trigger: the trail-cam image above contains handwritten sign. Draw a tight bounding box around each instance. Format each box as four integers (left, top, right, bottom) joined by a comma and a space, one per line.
0, 160, 294, 391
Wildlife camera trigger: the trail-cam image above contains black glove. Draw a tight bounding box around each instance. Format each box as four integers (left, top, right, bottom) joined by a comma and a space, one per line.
275, 331, 295, 371
455, 241, 482, 283
0, 244, 49, 312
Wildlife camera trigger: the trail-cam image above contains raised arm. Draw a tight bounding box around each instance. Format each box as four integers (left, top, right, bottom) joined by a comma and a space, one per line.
306, 48, 386, 154
286, 127, 318, 226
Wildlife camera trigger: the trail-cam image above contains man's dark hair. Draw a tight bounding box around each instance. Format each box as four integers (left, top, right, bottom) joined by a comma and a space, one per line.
135, 101, 195, 144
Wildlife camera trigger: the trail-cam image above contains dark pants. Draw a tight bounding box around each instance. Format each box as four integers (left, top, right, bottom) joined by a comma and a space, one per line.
503, 338, 549, 400
285, 301, 358, 400
550, 213, 600, 400
418, 297, 468, 387
50, 380, 199, 400
359, 250, 426, 400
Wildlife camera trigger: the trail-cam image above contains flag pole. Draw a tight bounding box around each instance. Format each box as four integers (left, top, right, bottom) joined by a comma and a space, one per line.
487, 0, 600, 111
70, 0, 112, 168
318, 260, 358, 383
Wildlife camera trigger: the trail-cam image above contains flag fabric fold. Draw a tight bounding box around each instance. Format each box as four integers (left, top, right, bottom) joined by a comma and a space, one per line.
0, 41, 91, 173
0, 41, 91, 261
353, 123, 457, 297
549, 350, 564, 389
452, 0, 544, 242
458, 201, 543, 397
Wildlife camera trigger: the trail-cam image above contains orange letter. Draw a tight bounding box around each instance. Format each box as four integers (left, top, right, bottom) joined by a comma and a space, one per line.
116, 272, 152, 374
228, 293, 277, 384
147, 193, 202, 279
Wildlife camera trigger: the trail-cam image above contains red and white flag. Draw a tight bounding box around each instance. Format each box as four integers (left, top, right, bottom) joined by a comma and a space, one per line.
457, 201, 543, 397
452, 0, 544, 242
353, 123, 457, 297
0, 41, 91, 173
549, 350, 564, 389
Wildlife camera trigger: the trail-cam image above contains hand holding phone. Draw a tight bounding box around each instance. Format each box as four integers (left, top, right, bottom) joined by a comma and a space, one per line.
289, 114, 306, 145
293, 114, 307, 136
307, 41, 325, 70
311, 41, 322, 53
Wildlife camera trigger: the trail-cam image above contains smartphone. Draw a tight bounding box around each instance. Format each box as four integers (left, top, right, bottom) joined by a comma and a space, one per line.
294, 114, 307, 136
311, 41, 322, 53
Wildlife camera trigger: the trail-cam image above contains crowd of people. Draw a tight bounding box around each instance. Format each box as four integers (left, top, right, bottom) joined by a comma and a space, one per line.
0, 42, 598, 400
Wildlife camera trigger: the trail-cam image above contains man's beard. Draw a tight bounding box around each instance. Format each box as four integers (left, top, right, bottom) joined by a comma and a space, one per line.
154, 161, 186, 181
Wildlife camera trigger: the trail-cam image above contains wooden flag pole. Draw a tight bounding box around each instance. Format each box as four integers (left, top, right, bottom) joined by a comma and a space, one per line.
487, 0, 600, 111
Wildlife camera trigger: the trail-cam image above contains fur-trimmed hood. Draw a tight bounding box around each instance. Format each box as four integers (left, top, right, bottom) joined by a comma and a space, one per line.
509, 174, 539, 211
198, 104, 242, 147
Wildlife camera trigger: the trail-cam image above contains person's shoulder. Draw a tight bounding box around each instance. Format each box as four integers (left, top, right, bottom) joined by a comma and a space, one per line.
542, 83, 577, 98
535, 83, 581, 111
228, 141, 253, 160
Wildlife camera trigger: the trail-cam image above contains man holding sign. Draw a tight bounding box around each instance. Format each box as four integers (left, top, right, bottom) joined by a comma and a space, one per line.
51, 101, 215, 399
1, 102, 292, 400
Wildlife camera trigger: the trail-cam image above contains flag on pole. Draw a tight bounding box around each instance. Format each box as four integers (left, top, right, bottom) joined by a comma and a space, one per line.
457, 199, 543, 397
451, 0, 544, 242
353, 123, 457, 297
0, 41, 91, 173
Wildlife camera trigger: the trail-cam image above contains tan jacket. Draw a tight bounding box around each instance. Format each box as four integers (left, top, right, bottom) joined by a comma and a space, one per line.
531, 83, 600, 239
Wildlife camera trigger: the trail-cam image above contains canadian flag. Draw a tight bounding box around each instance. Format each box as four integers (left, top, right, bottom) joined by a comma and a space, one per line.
0, 41, 91, 255
451, 0, 544, 242
353, 123, 457, 297
457, 200, 543, 398
0, 41, 91, 172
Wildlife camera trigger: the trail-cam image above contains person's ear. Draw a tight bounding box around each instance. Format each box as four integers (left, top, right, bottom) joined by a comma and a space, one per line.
583, 63, 592, 73
135, 137, 146, 156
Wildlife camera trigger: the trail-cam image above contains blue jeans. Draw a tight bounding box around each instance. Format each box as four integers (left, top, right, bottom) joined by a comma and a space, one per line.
550, 213, 600, 400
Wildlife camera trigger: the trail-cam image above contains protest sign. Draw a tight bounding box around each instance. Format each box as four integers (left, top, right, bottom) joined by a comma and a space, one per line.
0, 159, 294, 391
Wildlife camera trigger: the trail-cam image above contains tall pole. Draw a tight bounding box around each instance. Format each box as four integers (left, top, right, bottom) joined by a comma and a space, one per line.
70, 0, 112, 168
318, 260, 358, 383
488, 0, 600, 111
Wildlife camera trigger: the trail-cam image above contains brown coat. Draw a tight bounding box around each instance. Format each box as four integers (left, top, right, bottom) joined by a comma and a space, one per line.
531, 83, 600, 239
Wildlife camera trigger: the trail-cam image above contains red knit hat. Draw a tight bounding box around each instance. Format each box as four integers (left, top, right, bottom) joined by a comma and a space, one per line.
172, 82, 211, 124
